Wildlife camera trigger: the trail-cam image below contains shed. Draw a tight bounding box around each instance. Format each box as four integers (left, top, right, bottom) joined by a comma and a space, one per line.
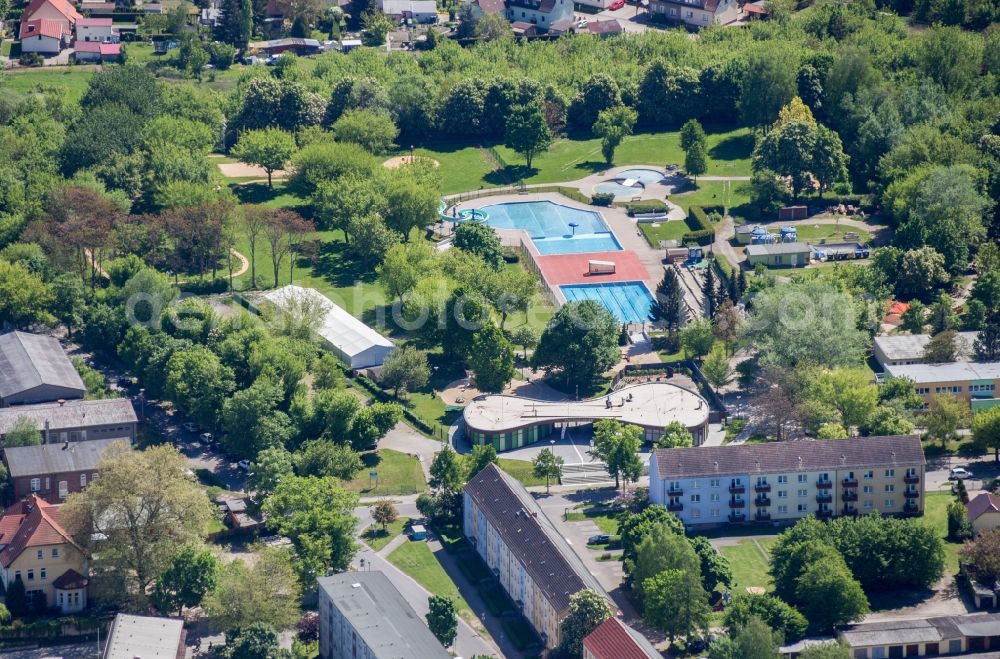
778, 205, 808, 220
258, 286, 395, 369
745, 242, 811, 268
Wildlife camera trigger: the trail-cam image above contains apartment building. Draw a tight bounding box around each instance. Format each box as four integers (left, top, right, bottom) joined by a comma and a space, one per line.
649, 435, 925, 526
464, 463, 612, 649
316, 571, 449, 659
883, 361, 1000, 412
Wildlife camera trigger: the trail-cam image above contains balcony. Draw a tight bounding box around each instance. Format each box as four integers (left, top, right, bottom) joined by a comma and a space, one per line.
904, 489, 920, 499
842, 491, 858, 502
729, 512, 746, 522
842, 477, 858, 487
667, 486, 684, 496
816, 509, 833, 520
667, 501, 683, 512
816, 492, 833, 504
904, 473, 920, 484
816, 480, 833, 490
754, 483, 771, 493
903, 502, 920, 516
842, 507, 859, 517
755, 496, 772, 507
755, 512, 771, 522
729, 498, 746, 509
729, 484, 746, 495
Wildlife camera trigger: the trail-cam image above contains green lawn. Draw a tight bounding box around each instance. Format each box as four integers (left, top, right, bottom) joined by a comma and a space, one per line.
670, 180, 752, 216
921, 491, 962, 576
497, 458, 547, 487
392, 143, 501, 196
362, 516, 410, 552
386, 540, 480, 628
566, 504, 621, 535
787, 222, 874, 245
342, 449, 426, 496
639, 219, 691, 246
2, 68, 95, 103
719, 538, 774, 592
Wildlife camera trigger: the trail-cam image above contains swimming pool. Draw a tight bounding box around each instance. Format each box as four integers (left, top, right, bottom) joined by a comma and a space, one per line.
615, 169, 664, 184
533, 233, 622, 255
560, 281, 655, 324
480, 201, 610, 238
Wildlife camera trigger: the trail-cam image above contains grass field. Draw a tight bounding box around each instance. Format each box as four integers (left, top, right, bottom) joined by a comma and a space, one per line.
922, 491, 962, 576
566, 504, 621, 535
2, 68, 95, 102
788, 222, 874, 245
719, 537, 778, 592
362, 516, 410, 552
342, 449, 426, 496
497, 458, 547, 487
639, 219, 690, 246
386, 540, 481, 628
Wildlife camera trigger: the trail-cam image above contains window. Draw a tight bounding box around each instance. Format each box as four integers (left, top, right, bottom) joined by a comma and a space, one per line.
864, 486, 873, 494
710, 479, 720, 488
884, 499, 894, 508
710, 493, 720, 502
797, 489, 808, 497
52, 548, 59, 558
885, 484, 894, 493
756, 476, 767, 485
797, 474, 807, 483
44, 477, 49, 491
864, 500, 873, 509
777, 490, 788, 498
710, 508, 720, 518
40, 568, 46, 580
797, 504, 808, 512
670, 481, 681, 491
36, 550, 43, 560
27, 570, 34, 581
30, 478, 40, 492
972, 384, 996, 393
92, 473, 98, 481
777, 475, 788, 484
819, 472, 829, 481
691, 508, 701, 518
864, 470, 873, 480
777, 505, 788, 513
58, 481, 68, 499
885, 469, 895, 478
80, 474, 87, 487
691, 480, 700, 489
916, 387, 930, 395
690, 494, 701, 502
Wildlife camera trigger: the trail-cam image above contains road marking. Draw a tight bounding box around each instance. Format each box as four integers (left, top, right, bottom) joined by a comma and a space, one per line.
565, 428, 587, 463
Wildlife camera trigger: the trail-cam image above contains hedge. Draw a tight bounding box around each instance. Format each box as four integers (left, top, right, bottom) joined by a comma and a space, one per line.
683, 229, 715, 245
530, 186, 590, 204
622, 199, 668, 215
352, 372, 435, 435
591, 192, 615, 207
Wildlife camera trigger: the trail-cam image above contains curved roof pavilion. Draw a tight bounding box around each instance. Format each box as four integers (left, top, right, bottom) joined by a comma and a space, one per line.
463, 382, 709, 434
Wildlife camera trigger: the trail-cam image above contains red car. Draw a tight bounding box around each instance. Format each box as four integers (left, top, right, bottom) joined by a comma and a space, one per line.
609, 0, 625, 9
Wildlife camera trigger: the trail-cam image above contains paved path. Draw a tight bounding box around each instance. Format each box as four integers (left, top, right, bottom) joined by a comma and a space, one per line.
229, 248, 249, 278
380, 421, 443, 481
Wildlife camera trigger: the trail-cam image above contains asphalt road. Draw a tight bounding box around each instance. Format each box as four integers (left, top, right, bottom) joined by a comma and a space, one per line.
2, 642, 100, 659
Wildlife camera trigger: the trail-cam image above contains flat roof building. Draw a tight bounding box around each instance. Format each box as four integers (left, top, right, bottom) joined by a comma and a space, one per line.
464, 463, 613, 648
649, 435, 926, 526
463, 381, 710, 452
883, 361, 1000, 411
745, 242, 811, 268
256, 285, 395, 369
102, 614, 185, 659
0, 332, 85, 407
840, 612, 1000, 658
873, 331, 979, 368
317, 571, 449, 659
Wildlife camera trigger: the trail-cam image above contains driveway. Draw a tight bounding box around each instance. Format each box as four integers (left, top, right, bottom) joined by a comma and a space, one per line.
2, 643, 99, 659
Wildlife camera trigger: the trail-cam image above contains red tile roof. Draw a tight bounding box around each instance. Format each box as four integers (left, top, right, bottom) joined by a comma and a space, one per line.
19, 18, 67, 40
21, 0, 82, 23
968, 492, 1000, 522
475, 0, 506, 13
52, 568, 89, 590
587, 19, 623, 33
0, 496, 84, 567
583, 618, 659, 659
75, 41, 121, 55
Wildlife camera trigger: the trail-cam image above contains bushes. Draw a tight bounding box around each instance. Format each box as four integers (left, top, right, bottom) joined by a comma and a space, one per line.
682, 228, 715, 245
591, 192, 615, 207
178, 278, 229, 294
623, 199, 668, 215
19, 52, 43, 67
682, 205, 720, 245
947, 501, 972, 541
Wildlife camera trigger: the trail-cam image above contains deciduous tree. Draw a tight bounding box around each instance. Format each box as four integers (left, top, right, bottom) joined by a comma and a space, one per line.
153, 545, 220, 615
532, 447, 564, 494
643, 568, 710, 642
371, 499, 398, 532
560, 589, 612, 656
468, 323, 516, 393
427, 595, 458, 647
203, 548, 302, 631
972, 406, 1000, 463
504, 103, 552, 170
593, 105, 637, 165
379, 346, 430, 398
232, 128, 296, 189
532, 301, 619, 388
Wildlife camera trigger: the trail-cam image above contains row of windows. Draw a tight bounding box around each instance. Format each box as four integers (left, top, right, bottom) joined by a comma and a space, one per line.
14, 567, 48, 581
688, 499, 901, 518
936, 386, 963, 394
29, 473, 98, 495
672, 468, 909, 491
972, 384, 996, 393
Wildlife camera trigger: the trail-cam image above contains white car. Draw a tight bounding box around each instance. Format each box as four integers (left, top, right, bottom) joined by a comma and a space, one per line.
237, 460, 252, 472
949, 467, 972, 480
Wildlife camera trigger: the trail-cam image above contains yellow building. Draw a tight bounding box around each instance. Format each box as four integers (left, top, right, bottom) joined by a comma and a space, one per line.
464, 464, 613, 649
0, 495, 89, 613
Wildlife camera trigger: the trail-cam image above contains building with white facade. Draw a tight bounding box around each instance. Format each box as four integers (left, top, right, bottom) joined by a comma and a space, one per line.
505, 0, 573, 29
649, 435, 925, 526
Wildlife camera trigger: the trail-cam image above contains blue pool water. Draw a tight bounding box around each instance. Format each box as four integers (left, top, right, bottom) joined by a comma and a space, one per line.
595, 181, 643, 197
480, 201, 610, 238
560, 282, 655, 324
615, 168, 664, 184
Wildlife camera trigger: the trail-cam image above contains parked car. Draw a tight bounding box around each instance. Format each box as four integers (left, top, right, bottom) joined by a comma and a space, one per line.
200, 432, 214, 445
949, 467, 972, 480
182, 422, 199, 433
237, 459, 252, 472
588, 534, 610, 545
608, 0, 625, 9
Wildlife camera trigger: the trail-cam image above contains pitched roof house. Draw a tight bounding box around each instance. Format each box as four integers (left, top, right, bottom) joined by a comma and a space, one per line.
0, 332, 85, 407
18, 0, 80, 53
968, 492, 1000, 537
0, 398, 137, 445
0, 495, 89, 613
647, 0, 739, 28
505, 0, 573, 30
583, 617, 661, 659
4, 438, 129, 504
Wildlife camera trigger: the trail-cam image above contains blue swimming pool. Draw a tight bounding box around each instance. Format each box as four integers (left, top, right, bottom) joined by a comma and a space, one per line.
560, 281, 655, 324
615, 168, 664, 184
533, 233, 622, 255
476, 201, 621, 255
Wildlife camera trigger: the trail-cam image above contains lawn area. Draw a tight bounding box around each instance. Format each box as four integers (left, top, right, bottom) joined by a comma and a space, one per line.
922, 491, 962, 576
787, 222, 874, 245
497, 458, 547, 487
362, 516, 410, 552
2, 68, 95, 103
670, 180, 752, 216
342, 449, 426, 496
386, 540, 481, 628
392, 143, 500, 196
719, 538, 774, 592
639, 219, 690, 246
566, 504, 621, 535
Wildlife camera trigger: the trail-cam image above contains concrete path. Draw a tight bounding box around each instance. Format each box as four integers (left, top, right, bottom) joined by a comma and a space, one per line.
379, 421, 444, 481
377, 533, 409, 557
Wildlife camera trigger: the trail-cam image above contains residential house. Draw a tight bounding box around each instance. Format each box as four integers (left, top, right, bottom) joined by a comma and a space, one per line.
511, 20, 538, 36
216, 495, 263, 532
380, 0, 438, 21
102, 614, 186, 659
505, 0, 573, 30
840, 612, 1000, 657
583, 617, 660, 659
0, 495, 89, 613
647, 0, 739, 27
745, 242, 812, 268
587, 19, 623, 36
464, 463, 613, 649
73, 41, 122, 62
247, 37, 322, 56
882, 361, 1000, 411
466, 0, 505, 17
0, 398, 138, 445
75, 17, 116, 42
317, 571, 450, 659
649, 435, 926, 526
4, 438, 129, 504
967, 492, 1000, 537
548, 17, 575, 34
0, 332, 85, 408
873, 332, 979, 368
18, 0, 80, 53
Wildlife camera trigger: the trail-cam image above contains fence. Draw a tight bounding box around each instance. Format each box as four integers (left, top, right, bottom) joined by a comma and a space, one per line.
443, 182, 526, 205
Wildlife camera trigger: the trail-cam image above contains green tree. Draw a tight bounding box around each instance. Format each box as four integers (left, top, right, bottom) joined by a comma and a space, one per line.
504, 103, 552, 170
928, 292, 959, 334
559, 589, 613, 656
377, 242, 432, 302
3, 416, 42, 447
590, 420, 643, 490
249, 446, 294, 498
0, 260, 53, 328
959, 529, 1000, 582
454, 221, 505, 271
232, 128, 296, 189
923, 329, 960, 363
532, 447, 564, 494
5, 577, 27, 619
701, 346, 733, 391
294, 441, 363, 479
469, 323, 517, 393
349, 214, 400, 271
166, 346, 235, 429
618, 504, 684, 567
975, 315, 1000, 361
379, 346, 430, 398
465, 444, 498, 478
685, 140, 708, 182
511, 326, 538, 359
798, 642, 853, 659
652, 268, 685, 335
222, 376, 292, 459
384, 173, 439, 241
690, 534, 732, 590
332, 109, 399, 155
680, 318, 715, 358
657, 421, 694, 449
724, 594, 808, 642
532, 301, 619, 388
221, 624, 281, 659
371, 499, 398, 532
740, 55, 796, 129
203, 548, 302, 631
923, 394, 969, 449
732, 616, 781, 659
152, 545, 220, 615
972, 406, 1000, 463
593, 105, 637, 165
795, 559, 869, 632
429, 446, 464, 493
632, 525, 700, 601
900, 301, 927, 334
642, 568, 710, 642
426, 595, 458, 647
808, 368, 878, 430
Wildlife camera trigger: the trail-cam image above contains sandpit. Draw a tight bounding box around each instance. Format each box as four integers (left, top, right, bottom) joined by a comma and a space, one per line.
383, 155, 440, 169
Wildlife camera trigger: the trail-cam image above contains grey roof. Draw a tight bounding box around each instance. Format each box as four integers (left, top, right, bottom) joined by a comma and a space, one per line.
841, 613, 1000, 648
464, 463, 611, 615
103, 614, 185, 659
4, 438, 129, 478
745, 241, 811, 256
652, 435, 925, 480
0, 398, 137, 435
0, 332, 85, 401
874, 332, 978, 362
883, 361, 1000, 384
317, 571, 450, 659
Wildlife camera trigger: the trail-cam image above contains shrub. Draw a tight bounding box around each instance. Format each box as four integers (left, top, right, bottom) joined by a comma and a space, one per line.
208, 42, 236, 70
19, 52, 43, 67
623, 199, 668, 215
947, 501, 972, 542
591, 192, 615, 206
683, 229, 715, 245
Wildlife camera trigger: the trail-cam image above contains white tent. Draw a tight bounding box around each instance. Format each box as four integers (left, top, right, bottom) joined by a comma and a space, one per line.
261, 285, 395, 369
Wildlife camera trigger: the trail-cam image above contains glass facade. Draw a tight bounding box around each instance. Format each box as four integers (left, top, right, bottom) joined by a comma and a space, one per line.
470, 423, 555, 451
